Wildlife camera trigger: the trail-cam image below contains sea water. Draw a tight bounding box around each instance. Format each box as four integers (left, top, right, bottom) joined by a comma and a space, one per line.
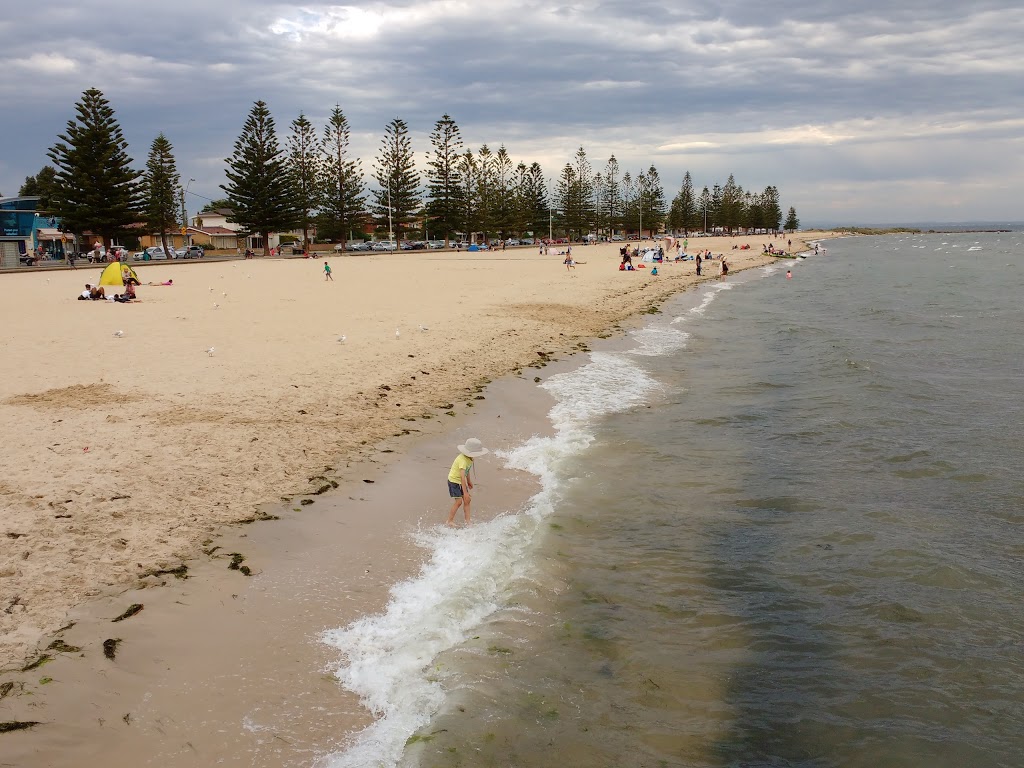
321, 232, 1024, 767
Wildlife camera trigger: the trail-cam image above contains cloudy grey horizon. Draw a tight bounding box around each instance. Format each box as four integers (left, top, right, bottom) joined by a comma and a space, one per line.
3, 1, 1023, 227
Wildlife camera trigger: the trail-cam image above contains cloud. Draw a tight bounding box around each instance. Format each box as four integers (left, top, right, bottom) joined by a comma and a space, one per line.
1, 0, 1022, 224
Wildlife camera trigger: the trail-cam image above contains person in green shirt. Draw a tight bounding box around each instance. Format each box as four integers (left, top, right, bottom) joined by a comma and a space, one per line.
446, 438, 489, 526
324, 261, 333, 281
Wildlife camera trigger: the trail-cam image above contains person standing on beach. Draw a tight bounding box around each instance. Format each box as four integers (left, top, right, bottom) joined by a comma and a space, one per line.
446, 438, 488, 526
720, 256, 729, 277
696, 252, 702, 276
324, 261, 333, 281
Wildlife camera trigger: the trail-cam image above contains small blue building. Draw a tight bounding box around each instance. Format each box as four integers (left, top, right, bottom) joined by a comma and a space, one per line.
0, 196, 70, 267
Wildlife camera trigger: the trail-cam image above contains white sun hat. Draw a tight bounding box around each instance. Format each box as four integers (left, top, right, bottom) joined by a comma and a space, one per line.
457, 438, 489, 457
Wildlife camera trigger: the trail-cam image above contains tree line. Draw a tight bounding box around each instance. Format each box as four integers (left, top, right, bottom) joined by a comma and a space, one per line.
25, 88, 801, 252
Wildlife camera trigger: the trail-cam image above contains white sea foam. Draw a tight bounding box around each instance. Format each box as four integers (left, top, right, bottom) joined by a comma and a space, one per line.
674, 282, 734, 321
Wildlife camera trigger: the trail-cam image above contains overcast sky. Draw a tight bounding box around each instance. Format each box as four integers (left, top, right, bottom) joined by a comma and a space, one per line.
3, 1, 1022, 226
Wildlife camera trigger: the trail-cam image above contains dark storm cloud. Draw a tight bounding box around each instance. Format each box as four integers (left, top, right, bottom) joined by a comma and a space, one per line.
2, 0, 1022, 223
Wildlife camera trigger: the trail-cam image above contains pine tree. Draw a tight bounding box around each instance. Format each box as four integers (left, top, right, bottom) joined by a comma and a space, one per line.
602, 156, 621, 235
474, 144, 496, 242
762, 186, 783, 232
372, 118, 420, 245
493, 145, 514, 240
698, 186, 711, 233
221, 100, 299, 254
668, 171, 697, 234
456, 151, 479, 241
425, 114, 463, 246
784, 206, 800, 233
643, 165, 666, 234
142, 134, 181, 257
509, 162, 531, 238
47, 88, 142, 246
319, 106, 366, 249
555, 164, 577, 239
720, 174, 744, 233
525, 163, 548, 238
565, 147, 594, 238
592, 172, 605, 237
287, 112, 321, 251
620, 172, 636, 236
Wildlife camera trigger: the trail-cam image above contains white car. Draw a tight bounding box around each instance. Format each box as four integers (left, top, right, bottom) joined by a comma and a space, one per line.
371, 241, 396, 251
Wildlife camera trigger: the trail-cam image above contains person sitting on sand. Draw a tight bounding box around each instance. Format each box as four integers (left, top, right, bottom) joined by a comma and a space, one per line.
114, 282, 138, 302
80, 284, 105, 300
446, 438, 488, 526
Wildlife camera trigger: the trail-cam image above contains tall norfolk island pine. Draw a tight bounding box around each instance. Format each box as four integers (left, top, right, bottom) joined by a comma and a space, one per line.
425, 114, 463, 247
287, 112, 320, 251
372, 118, 420, 243
319, 106, 365, 250
47, 88, 141, 246
143, 133, 181, 258
221, 100, 300, 253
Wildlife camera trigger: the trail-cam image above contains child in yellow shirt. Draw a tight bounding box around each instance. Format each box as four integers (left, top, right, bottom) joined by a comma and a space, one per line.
446, 438, 489, 526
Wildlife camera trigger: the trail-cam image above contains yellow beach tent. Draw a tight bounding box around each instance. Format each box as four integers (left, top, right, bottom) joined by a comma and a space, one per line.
98, 262, 139, 290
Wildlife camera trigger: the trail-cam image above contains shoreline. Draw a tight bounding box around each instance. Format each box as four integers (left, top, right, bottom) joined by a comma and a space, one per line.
0, 233, 836, 761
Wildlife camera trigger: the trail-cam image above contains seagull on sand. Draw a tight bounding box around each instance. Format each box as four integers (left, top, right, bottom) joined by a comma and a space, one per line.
113, 330, 124, 338
395, 329, 401, 339
206, 347, 215, 356
337, 335, 347, 344
419, 324, 429, 332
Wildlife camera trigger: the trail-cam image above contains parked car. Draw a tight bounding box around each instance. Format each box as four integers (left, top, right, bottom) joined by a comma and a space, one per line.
427, 240, 446, 249
371, 241, 396, 251
180, 245, 204, 258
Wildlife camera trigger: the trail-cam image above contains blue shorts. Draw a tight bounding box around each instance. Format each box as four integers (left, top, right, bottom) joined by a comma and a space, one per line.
448, 481, 464, 498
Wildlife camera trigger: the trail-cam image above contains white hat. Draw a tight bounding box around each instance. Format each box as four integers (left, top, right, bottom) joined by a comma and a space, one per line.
457, 438, 489, 458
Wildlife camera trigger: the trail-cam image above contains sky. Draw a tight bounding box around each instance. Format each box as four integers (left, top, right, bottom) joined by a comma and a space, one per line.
2, 0, 1023, 227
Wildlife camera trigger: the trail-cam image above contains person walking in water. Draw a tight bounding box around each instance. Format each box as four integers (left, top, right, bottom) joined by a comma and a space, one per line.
446, 438, 488, 526
323, 261, 333, 281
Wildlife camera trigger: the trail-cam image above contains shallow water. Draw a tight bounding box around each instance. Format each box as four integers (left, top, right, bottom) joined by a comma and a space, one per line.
323, 233, 1024, 767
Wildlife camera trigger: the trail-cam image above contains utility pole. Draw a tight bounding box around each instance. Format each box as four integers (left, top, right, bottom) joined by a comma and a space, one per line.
181, 178, 195, 249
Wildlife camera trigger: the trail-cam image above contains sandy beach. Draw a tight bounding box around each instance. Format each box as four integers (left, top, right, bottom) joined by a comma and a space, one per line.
0, 234, 834, 762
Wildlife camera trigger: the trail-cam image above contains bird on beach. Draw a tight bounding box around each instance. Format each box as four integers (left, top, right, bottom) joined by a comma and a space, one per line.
206, 347, 215, 356
395, 329, 401, 339
113, 330, 124, 338
222, 292, 228, 298
419, 324, 429, 332
213, 303, 220, 309
337, 335, 347, 344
